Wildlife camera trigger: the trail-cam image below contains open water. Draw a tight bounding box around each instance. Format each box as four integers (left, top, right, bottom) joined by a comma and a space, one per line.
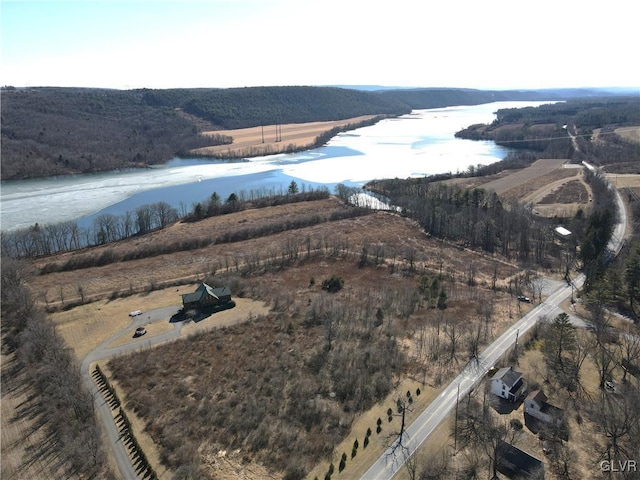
0, 101, 551, 231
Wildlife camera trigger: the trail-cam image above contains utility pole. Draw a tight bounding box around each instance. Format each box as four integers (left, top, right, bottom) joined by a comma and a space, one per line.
453, 383, 460, 454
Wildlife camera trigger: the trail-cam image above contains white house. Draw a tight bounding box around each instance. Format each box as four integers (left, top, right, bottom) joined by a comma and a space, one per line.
524, 390, 564, 426
490, 366, 526, 402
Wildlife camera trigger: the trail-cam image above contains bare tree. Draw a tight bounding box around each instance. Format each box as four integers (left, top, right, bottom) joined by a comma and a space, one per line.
596, 389, 638, 476
444, 316, 461, 361
455, 386, 509, 479
467, 322, 483, 363
589, 333, 617, 391
151, 201, 178, 229
385, 393, 414, 461
618, 325, 640, 383
135, 204, 153, 234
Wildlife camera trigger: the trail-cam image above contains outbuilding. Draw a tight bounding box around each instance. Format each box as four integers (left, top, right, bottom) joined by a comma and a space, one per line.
496, 440, 544, 479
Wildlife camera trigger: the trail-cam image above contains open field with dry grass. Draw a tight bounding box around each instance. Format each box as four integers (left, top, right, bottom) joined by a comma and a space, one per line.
16, 161, 606, 479
607, 173, 640, 192
442, 159, 592, 218
192, 116, 377, 158
615, 126, 640, 143
594, 125, 640, 144
473, 159, 570, 197
29, 192, 541, 479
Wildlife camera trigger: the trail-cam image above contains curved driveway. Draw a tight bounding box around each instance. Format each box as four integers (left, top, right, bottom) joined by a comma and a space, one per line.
81, 305, 182, 480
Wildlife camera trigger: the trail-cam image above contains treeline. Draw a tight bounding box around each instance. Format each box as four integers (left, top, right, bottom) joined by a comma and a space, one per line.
587, 174, 640, 319
378, 87, 554, 109
39, 202, 371, 276
1, 258, 113, 478
0, 185, 330, 259
1, 85, 591, 180
368, 179, 573, 266
0, 87, 231, 179
456, 96, 640, 172
143, 86, 410, 129
579, 128, 640, 174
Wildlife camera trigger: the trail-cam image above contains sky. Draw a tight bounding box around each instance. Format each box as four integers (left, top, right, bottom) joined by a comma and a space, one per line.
1, 0, 638, 91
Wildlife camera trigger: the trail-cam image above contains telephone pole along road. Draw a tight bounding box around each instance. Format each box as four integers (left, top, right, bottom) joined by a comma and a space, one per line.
360, 276, 584, 480
360, 169, 627, 480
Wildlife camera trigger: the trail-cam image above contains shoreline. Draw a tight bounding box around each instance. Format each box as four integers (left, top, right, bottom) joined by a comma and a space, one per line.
190, 115, 385, 159
0, 115, 387, 183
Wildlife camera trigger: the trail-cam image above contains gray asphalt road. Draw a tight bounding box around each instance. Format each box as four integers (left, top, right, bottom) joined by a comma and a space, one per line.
360, 165, 628, 480
81, 305, 182, 480
360, 276, 584, 480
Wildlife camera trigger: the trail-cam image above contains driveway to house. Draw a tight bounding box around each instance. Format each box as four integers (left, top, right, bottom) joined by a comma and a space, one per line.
81, 297, 269, 479
80, 305, 183, 480
360, 169, 628, 480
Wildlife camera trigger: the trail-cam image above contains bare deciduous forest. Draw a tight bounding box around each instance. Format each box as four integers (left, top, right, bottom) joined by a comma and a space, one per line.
2, 94, 639, 480
1, 85, 594, 180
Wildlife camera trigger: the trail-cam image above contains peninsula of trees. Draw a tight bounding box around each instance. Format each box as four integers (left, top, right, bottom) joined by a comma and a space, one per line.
455, 96, 640, 173
0, 85, 612, 180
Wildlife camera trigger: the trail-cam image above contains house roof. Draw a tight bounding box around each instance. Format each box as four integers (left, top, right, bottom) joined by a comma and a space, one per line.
526, 389, 548, 405
555, 226, 572, 237
181, 283, 230, 304
497, 440, 544, 478
540, 400, 564, 417
527, 389, 563, 415
492, 367, 523, 388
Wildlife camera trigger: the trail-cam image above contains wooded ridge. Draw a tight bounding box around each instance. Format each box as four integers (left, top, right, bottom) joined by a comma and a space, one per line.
455, 96, 640, 173
0, 85, 603, 180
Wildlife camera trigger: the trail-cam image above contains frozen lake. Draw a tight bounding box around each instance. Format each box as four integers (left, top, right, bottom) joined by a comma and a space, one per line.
0, 101, 550, 231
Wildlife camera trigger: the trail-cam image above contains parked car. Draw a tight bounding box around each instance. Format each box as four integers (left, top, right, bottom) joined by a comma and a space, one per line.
517, 295, 531, 303
129, 310, 142, 317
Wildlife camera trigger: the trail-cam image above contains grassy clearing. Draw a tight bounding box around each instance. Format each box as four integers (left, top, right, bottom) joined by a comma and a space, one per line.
193, 116, 378, 158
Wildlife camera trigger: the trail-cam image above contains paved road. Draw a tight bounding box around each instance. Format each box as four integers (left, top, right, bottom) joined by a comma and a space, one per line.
360, 164, 628, 480
81, 305, 182, 480
360, 275, 584, 480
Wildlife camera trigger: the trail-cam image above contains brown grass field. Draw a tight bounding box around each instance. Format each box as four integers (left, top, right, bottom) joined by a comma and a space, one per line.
192, 116, 377, 158
8, 158, 624, 480
442, 159, 592, 218
594, 125, 640, 144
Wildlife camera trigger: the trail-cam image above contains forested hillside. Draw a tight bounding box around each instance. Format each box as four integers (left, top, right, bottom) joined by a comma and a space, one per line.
0, 85, 626, 180
0, 87, 230, 179
456, 96, 640, 172
141, 86, 409, 129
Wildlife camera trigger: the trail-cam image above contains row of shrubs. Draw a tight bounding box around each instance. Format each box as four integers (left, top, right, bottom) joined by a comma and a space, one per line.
317, 388, 421, 480
93, 365, 158, 480
40, 204, 372, 275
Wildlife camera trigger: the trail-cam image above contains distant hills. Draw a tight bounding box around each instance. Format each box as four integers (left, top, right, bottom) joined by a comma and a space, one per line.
0, 85, 633, 180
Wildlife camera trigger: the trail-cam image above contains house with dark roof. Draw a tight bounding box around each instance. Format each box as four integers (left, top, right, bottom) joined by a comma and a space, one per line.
181, 283, 232, 311
490, 366, 526, 402
496, 440, 544, 479
524, 390, 565, 427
